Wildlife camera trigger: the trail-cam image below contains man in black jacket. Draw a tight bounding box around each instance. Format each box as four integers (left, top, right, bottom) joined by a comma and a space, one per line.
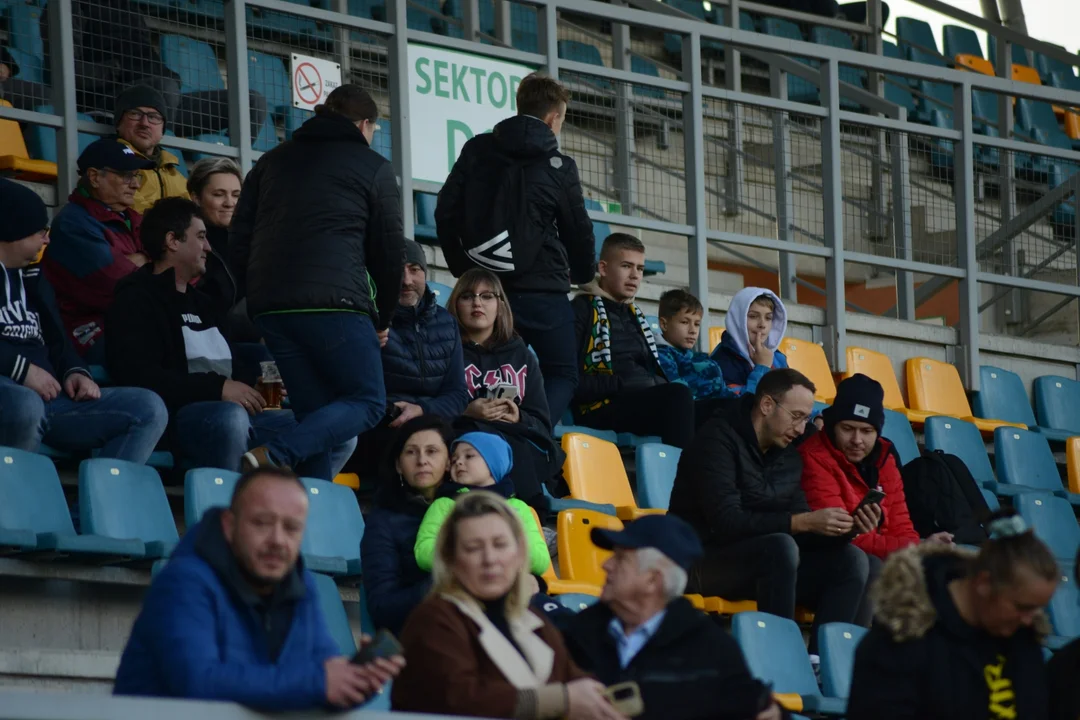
571, 233, 694, 448
669, 369, 872, 649
436, 72, 595, 426
106, 198, 355, 476
230, 84, 404, 479
564, 514, 784, 720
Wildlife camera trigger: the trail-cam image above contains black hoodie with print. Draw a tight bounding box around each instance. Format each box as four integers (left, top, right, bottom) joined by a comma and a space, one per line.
0, 264, 89, 384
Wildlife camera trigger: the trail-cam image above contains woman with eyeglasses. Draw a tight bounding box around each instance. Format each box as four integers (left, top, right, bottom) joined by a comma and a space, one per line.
447, 269, 561, 515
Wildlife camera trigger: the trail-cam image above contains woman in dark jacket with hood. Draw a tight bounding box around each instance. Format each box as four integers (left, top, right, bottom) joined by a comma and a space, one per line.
360, 415, 453, 636
848, 509, 1057, 720
447, 269, 561, 515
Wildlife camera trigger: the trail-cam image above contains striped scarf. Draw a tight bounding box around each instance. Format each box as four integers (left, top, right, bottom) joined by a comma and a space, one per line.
579, 294, 660, 414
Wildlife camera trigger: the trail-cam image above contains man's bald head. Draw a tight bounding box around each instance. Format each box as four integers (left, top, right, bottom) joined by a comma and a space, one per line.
223, 468, 309, 590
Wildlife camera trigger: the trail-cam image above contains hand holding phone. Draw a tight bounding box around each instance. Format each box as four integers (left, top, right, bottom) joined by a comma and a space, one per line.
853, 488, 886, 515
351, 630, 403, 666
852, 489, 886, 535
604, 682, 644, 718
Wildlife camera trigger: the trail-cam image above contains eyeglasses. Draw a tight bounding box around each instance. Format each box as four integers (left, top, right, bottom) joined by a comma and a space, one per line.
102, 168, 143, 185
123, 109, 164, 125
458, 291, 500, 303
769, 397, 810, 428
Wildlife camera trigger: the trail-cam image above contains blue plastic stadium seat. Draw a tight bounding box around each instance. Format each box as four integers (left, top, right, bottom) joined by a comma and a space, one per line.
762, 18, 818, 105
1049, 70, 1080, 95
160, 35, 225, 94
300, 477, 364, 577
4, 46, 43, 84
253, 117, 278, 152
24, 106, 96, 163
2, 2, 44, 61
415, 192, 438, 243
923, 417, 996, 489
818, 623, 868, 700
615, 433, 662, 449
809, 26, 866, 110
511, 4, 538, 54
313, 572, 357, 654
246, 2, 329, 42
896, 17, 953, 122
732, 612, 847, 715
882, 408, 919, 467
558, 40, 612, 92
428, 280, 451, 308
79, 459, 179, 559
247, 50, 291, 119
184, 467, 242, 528
972, 365, 1056, 436
988, 39, 1030, 71
631, 56, 664, 99
0, 447, 144, 559
1016, 98, 1078, 154
1048, 568, 1080, 640
442, 0, 496, 38
371, 121, 392, 161
556, 593, 599, 612
994, 428, 1080, 504
881, 42, 917, 117
942, 24, 983, 61
1015, 492, 1080, 561
635, 443, 681, 510
1035, 46, 1076, 83
980, 486, 1000, 512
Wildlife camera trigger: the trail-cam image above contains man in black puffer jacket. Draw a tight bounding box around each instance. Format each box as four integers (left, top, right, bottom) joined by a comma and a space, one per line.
436, 73, 595, 427
669, 369, 872, 651
230, 85, 405, 478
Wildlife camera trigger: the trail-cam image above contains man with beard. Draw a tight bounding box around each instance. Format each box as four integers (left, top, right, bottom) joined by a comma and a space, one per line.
113, 468, 405, 709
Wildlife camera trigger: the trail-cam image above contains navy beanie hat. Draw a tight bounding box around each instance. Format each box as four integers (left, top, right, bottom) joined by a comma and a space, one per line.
0, 178, 49, 243
453, 432, 513, 482
823, 373, 886, 434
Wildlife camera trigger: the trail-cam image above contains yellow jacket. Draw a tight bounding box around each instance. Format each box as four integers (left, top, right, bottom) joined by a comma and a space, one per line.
117, 138, 189, 213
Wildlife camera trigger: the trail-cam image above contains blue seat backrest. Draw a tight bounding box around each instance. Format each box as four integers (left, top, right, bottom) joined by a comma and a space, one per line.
811, 26, 853, 51
972, 90, 1000, 129
312, 572, 357, 655
183, 468, 242, 528
817, 622, 868, 699
896, 17, 942, 65
1015, 492, 1080, 561
923, 417, 996, 487
973, 365, 1037, 427
881, 41, 917, 112
348, 0, 385, 19
635, 443, 681, 510
1035, 46, 1075, 82
558, 40, 604, 67
299, 477, 365, 565
1050, 70, 1080, 94
160, 35, 225, 93
980, 486, 1001, 512
1017, 98, 1065, 136
1048, 573, 1080, 638
4, 2, 44, 59
882, 408, 919, 467
556, 593, 599, 612
24, 105, 96, 162
630, 56, 664, 99
994, 427, 1064, 494
0, 446, 75, 535
762, 17, 802, 42
942, 25, 983, 61
428, 280, 452, 307
739, 11, 756, 31
988, 39, 1030, 70
416, 192, 438, 226
247, 50, 291, 114
1036, 375, 1080, 434
79, 459, 179, 545
732, 612, 821, 697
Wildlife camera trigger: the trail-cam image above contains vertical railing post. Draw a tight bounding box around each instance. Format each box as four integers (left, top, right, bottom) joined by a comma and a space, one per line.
48, 0, 78, 199
494, 0, 511, 46
821, 58, 847, 372
723, 0, 744, 216
463, 0, 480, 42
892, 106, 916, 320
771, 65, 797, 303
867, 0, 888, 244
612, 0, 636, 216
995, 34, 1020, 326
388, 0, 414, 240
684, 33, 710, 349
334, 0, 353, 77
540, 0, 558, 78
225, 0, 254, 173
954, 82, 981, 390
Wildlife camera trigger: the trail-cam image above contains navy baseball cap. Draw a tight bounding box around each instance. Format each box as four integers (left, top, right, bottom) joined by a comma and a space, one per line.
591, 514, 703, 572
77, 138, 155, 175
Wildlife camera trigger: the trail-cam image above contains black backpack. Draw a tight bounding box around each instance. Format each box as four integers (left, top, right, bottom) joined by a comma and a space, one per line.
901, 450, 992, 545
442, 153, 548, 279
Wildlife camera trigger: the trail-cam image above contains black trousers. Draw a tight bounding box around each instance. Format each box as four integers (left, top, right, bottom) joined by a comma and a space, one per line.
578, 383, 695, 448
688, 533, 872, 652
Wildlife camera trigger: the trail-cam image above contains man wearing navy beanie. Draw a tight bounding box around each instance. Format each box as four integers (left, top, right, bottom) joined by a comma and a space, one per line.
0, 179, 167, 462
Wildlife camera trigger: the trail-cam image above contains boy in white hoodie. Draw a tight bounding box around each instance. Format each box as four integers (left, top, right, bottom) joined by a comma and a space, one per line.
710, 287, 789, 395
569, 233, 695, 447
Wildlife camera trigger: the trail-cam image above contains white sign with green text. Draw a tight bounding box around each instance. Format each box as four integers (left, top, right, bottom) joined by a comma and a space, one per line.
408, 43, 535, 184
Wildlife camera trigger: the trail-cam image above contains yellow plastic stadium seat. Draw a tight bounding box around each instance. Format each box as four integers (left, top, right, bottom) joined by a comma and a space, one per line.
709, 326, 724, 352
774, 693, 804, 712
905, 357, 1025, 434
1011, 64, 1042, 86
955, 53, 994, 76
562, 433, 665, 521
842, 346, 935, 425
0, 100, 58, 181
704, 597, 759, 614
778, 338, 836, 403
557, 509, 622, 587
685, 594, 706, 610
1066, 438, 1080, 495
527, 507, 600, 596
333, 473, 360, 490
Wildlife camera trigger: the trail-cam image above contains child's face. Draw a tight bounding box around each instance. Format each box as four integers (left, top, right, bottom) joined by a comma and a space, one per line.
451, 443, 494, 487
598, 249, 645, 302
746, 300, 774, 347
660, 308, 702, 350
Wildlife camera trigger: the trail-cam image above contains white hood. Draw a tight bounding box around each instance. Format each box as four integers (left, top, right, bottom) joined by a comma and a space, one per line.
724, 287, 787, 362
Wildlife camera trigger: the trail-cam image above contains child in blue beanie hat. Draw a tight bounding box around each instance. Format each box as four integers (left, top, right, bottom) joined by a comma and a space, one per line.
414, 431, 551, 575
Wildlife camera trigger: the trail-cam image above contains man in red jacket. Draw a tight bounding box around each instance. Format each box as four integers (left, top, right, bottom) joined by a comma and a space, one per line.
799, 374, 953, 621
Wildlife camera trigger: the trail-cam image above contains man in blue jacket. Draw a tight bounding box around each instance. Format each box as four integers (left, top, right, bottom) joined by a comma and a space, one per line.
114, 467, 404, 709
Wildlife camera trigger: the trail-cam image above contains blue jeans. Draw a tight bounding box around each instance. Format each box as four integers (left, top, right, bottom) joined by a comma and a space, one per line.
255, 312, 384, 479
173, 403, 356, 476
0, 376, 167, 463
508, 292, 579, 425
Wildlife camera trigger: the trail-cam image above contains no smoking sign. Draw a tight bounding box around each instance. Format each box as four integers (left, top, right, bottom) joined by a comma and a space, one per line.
290, 53, 343, 111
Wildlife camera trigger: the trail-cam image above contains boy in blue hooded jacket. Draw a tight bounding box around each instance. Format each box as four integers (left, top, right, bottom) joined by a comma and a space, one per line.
710, 287, 789, 394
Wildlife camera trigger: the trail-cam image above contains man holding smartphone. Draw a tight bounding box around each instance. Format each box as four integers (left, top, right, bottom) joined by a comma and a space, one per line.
114, 468, 405, 709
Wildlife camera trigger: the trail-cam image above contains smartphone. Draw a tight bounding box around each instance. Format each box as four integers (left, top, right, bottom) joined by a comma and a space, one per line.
350, 630, 403, 666
385, 403, 403, 421
493, 383, 520, 403
604, 682, 644, 718
853, 488, 886, 514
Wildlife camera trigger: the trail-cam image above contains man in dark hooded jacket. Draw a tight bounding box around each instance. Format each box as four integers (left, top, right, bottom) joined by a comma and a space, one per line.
435, 72, 595, 427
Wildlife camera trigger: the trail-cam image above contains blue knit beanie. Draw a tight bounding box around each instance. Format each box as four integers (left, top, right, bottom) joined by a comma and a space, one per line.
453, 432, 514, 483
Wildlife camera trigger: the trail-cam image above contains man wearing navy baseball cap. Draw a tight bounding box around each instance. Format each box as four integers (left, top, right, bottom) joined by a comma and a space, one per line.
563, 514, 786, 720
